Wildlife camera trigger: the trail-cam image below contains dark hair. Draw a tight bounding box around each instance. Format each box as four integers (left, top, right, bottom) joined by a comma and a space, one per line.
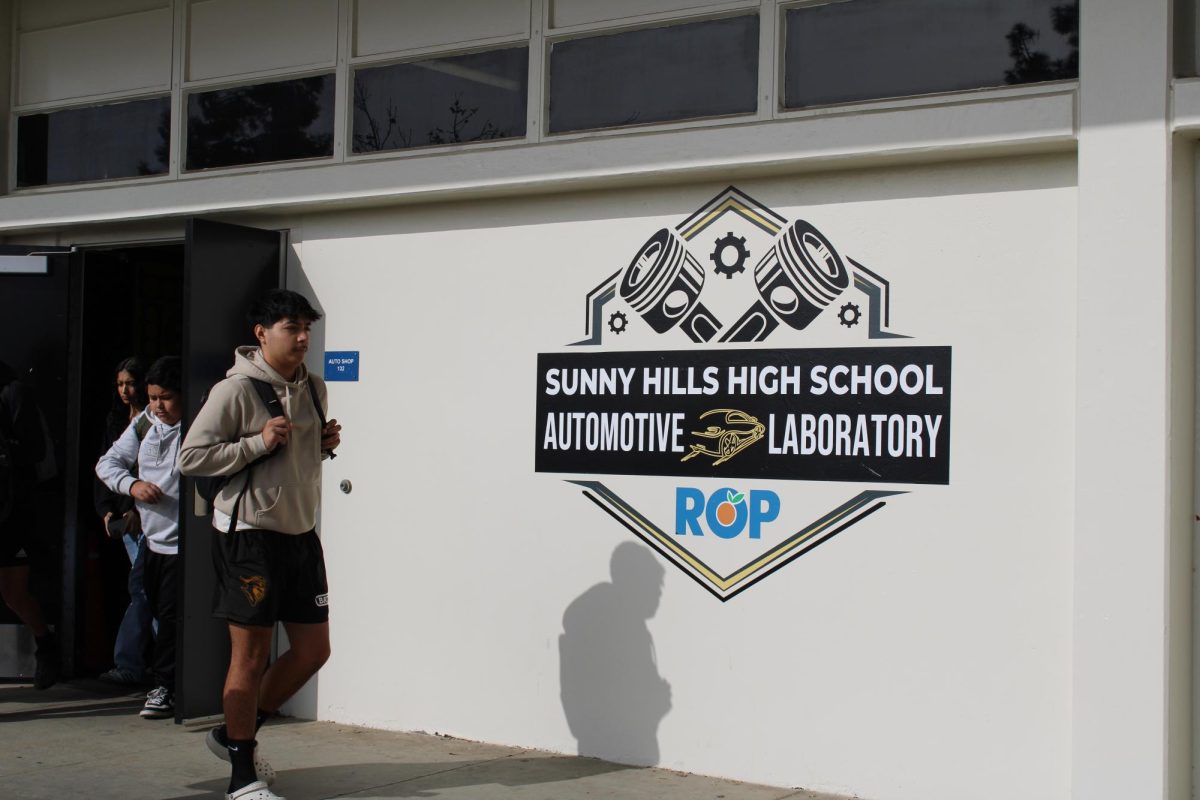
145, 356, 182, 394
113, 356, 147, 409
247, 289, 322, 330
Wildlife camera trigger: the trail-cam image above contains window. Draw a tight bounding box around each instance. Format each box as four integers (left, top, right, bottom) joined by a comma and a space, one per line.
186, 74, 336, 170
353, 47, 529, 153
1176, 0, 1199, 77
783, 0, 1079, 109
549, 15, 759, 134
17, 97, 171, 187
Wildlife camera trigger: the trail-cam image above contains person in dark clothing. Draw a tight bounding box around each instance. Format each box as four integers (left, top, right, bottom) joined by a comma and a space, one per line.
94, 357, 152, 685
0, 360, 58, 689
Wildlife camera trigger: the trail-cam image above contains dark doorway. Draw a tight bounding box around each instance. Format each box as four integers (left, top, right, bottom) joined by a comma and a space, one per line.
0, 248, 71, 678
75, 244, 184, 675
3, 223, 279, 721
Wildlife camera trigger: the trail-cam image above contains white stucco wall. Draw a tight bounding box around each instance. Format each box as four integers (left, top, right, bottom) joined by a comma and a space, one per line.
279, 154, 1077, 800
2, 2, 1193, 797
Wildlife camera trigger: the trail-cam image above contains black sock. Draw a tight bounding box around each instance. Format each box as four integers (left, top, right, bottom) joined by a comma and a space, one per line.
226, 738, 258, 793
217, 710, 269, 746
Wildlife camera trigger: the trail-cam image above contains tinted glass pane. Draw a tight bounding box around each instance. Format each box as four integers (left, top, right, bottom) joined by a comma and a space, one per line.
1176, 0, 1198, 77
186, 74, 335, 170
353, 48, 528, 153
549, 15, 758, 134
784, 0, 1079, 109
16, 97, 170, 187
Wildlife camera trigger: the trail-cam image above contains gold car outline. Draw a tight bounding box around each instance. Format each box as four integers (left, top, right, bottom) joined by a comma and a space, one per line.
680, 408, 765, 466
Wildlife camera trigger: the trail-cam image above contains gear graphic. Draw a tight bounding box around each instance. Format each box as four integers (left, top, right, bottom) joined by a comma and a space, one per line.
838, 302, 861, 328
710, 232, 749, 279
608, 310, 629, 334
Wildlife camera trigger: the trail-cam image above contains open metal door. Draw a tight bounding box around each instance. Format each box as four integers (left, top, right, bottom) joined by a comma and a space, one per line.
177, 219, 281, 723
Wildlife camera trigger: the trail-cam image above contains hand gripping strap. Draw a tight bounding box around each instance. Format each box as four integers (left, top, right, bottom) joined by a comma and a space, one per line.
226, 377, 332, 534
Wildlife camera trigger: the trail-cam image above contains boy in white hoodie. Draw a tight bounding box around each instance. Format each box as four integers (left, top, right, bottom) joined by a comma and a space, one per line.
96, 356, 182, 720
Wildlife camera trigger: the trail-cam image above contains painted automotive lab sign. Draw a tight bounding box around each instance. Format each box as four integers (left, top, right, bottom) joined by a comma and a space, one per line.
535, 187, 952, 600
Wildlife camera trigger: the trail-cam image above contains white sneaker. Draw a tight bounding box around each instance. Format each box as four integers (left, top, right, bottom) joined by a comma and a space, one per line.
139, 686, 173, 719
227, 781, 286, 800
206, 725, 276, 785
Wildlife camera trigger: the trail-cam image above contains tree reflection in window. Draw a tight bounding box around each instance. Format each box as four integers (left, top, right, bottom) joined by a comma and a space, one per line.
352, 48, 527, 153
138, 104, 173, 177
784, 0, 1079, 109
1005, 3, 1078, 84
186, 74, 334, 171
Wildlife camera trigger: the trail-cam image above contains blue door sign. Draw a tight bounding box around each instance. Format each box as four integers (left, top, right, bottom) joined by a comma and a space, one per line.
324, 351, 360, 381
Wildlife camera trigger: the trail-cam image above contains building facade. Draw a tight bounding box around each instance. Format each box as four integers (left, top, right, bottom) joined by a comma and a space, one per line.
0, 2, 1194, 799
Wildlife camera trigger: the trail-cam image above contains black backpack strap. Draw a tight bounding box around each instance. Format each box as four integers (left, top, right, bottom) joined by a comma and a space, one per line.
221, 379, 280, 535
226, 469, 252, 536
247, 378, 284, 419
305, 379, 336, 459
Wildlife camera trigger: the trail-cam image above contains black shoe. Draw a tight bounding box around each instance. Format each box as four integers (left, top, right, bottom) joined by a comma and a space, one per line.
98, 667, 144, 686
33, 634, 59, 690
140, 686, 174, 719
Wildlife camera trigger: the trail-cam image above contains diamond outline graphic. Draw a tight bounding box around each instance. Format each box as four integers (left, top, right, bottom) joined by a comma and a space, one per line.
570, 480, 906, 602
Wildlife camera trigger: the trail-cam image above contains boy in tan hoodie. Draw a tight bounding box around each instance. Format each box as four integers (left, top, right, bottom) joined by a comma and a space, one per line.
179, 290, 342, 800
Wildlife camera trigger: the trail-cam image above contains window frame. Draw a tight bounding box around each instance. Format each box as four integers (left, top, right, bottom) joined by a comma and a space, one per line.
2, 0, 1085, 196
345, 38, 534, 160
541, 7, 765, 139
180, 67, 339, 174
9, 90, 177, 192
775, 0, 1081, 114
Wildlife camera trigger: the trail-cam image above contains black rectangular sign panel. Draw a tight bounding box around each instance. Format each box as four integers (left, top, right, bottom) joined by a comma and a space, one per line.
535, 346, 951, 485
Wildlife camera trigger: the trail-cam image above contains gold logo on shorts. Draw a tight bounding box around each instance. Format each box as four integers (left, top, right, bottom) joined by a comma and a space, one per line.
239, 576, 267, 607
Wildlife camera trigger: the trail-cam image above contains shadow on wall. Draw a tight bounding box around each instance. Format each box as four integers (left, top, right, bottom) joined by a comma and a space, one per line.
559, 542, 671, 766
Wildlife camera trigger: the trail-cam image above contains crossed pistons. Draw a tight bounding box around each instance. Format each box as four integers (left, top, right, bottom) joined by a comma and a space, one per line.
618, 220, 851, 343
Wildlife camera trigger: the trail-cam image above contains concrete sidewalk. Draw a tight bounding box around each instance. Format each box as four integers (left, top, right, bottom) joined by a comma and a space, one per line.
0, 680, 832, 800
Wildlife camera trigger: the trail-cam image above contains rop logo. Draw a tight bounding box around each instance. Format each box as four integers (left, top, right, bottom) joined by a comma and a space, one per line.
675, 487, 781, 539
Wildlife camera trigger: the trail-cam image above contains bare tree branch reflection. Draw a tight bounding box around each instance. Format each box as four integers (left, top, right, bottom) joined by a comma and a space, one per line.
351, 49, 527, 153
427, 94, 502, 145
353, 76, 412, 152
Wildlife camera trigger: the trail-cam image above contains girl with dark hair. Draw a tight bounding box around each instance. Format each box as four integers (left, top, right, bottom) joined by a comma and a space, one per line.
94, 357, 152, 685
110, 357, 148, 428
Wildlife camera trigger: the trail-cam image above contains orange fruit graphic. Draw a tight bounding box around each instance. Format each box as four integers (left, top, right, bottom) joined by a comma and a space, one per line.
715, 501, 737, 526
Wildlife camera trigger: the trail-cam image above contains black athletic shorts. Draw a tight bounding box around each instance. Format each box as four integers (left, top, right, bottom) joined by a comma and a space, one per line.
212, 528, 329, 627
0, 496, 37, 568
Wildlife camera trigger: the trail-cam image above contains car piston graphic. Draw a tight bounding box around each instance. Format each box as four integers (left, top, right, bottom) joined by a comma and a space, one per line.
542, 186, 951, 600
720, 219, 851, 342
572, 186, 907, 347
619, 218, 853, 344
